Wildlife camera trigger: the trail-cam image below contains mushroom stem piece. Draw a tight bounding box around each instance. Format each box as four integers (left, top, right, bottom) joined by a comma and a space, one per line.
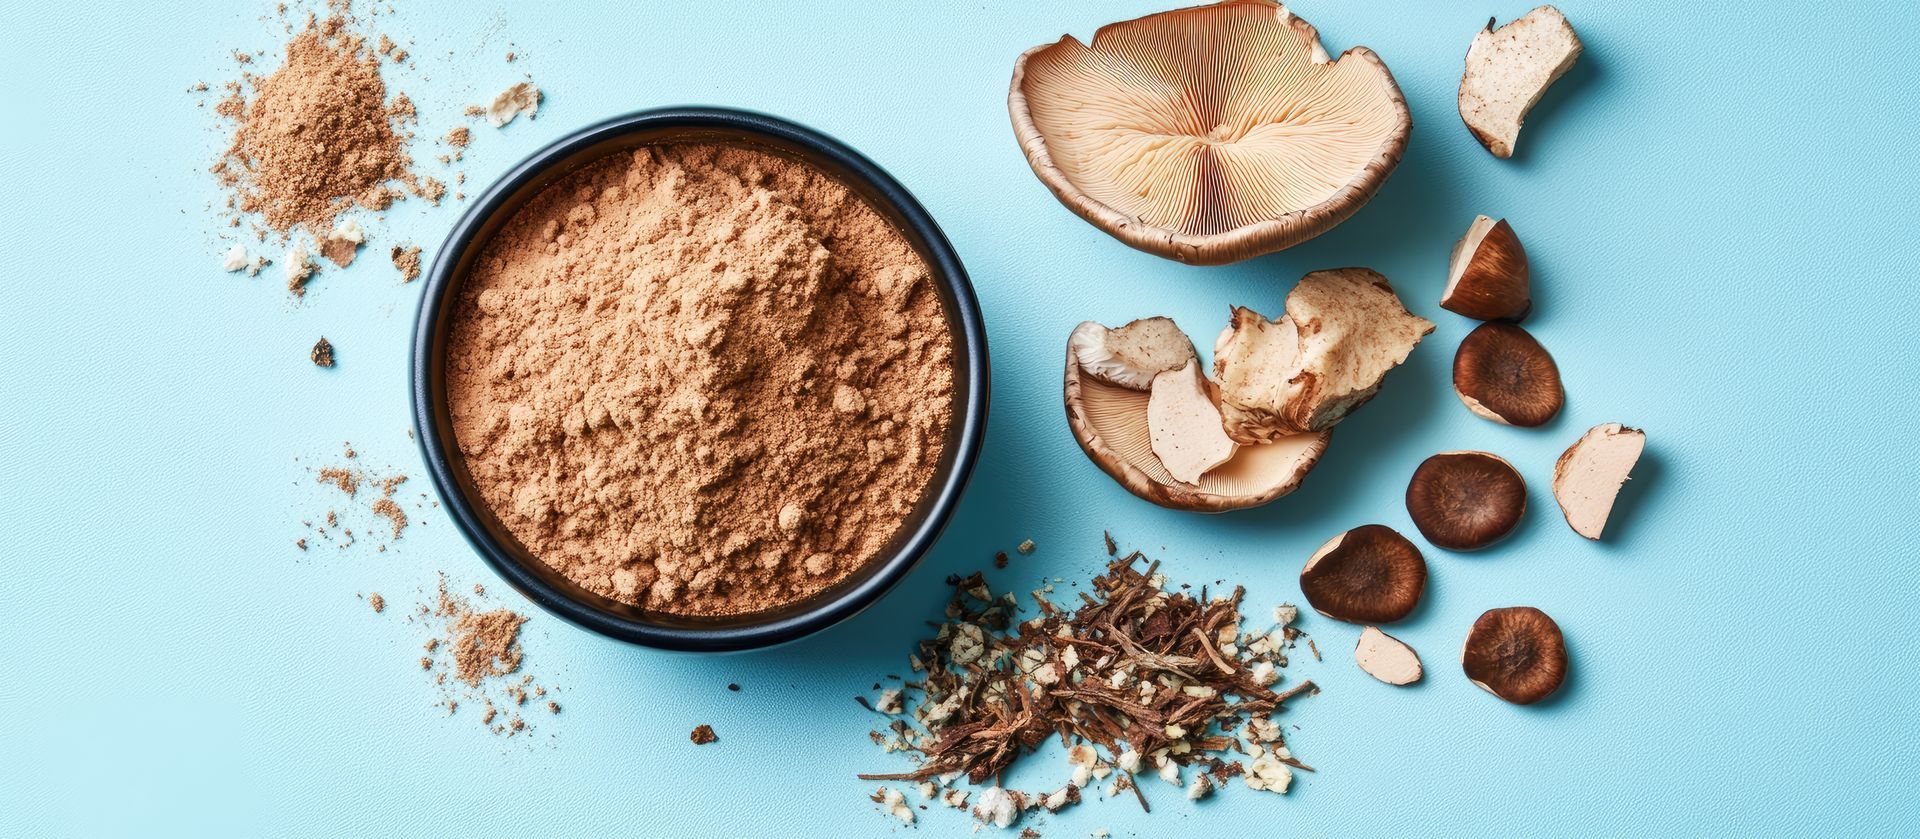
1459, 6, 1583, 159
1552, 423, 1646, 539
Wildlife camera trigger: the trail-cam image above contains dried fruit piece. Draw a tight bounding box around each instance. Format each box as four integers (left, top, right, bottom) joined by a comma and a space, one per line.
1070, 317, 1197, 391
1299, 525, 1425, 624
1066, 323, 1329, 512
1146, 359, 1237, 485
1405, 451, 1526, 551
1354, 627, 1422, 685
1462, 606, 1567, 704
1009, 0, 1411, 264
1214, 268, 1433, 441
1453, 322, 1563, 427
1552, 423, 1646, 539
1442, 215, 1530, 321
1459, 6, 1583, 159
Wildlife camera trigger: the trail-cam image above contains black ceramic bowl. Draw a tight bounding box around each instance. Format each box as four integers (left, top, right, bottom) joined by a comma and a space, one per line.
411, 107, 988, 652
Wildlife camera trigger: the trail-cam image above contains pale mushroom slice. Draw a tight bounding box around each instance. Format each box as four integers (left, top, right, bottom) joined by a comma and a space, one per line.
1552, 423, 1646, 539
1066, 339, 1330, 512
1147, 360, 1238, 485
1010, 0, 1411, 264
1354, 627, 1423, 686
1459, 6, 1582, 159
1213, 268, 1434, 442
1069, 317, 1198, 391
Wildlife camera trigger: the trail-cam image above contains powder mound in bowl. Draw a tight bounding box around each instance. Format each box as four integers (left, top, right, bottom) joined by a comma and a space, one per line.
447, 143, 954, 617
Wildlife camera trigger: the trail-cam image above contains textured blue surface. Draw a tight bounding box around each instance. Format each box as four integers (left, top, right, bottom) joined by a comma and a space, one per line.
3, 1, 1916, 836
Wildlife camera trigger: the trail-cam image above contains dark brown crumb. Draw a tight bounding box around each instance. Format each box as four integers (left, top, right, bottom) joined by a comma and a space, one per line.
727, 683, 740, 692
690, 724, 717, 745
547, 701, 560, 714
295, 538, 307, 550
310, 336, 334, 367
994, 551, 1009, 569
1104, 530, 1118, 556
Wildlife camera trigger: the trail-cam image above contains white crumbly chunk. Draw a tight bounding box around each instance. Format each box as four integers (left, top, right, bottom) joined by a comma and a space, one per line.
1116, 749, 1142, 774
973, 786, 1019, 829
916, 781, 937, 800
1187, 772, 1214, 801
877, 787, 914, 824
949, 623, 987, 665
1071, 764, 1092, 788
1244, 748, 1295, 793
942, 789, 970, 809
221, 245, 248, 272
875, 689, 904, 714
283, 242, 313, 285
1066, 743, 1097, 767
329, 217, 365, 244
1248, 661, 1279, 687
1157, 760, 1182, 787
1273, 603, 1300, 625
1043, 786, 1071, 811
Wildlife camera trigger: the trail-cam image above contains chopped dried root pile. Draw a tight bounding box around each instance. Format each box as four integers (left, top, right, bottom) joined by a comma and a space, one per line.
859, 539, 1318, 829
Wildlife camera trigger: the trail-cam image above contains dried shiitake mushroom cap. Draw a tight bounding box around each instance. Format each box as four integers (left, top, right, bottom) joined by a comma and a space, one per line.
1354, 626, 1423, 686
1070, 317, 1198, 390
1066, 333, 1330, 512
1453, 322, 1563, 427
1442, 215, 1530, 321
1459, 6, 1582, 159
1299, 525, 1425, 624
1553, 423, 1646, 539
1462, 606, 1568, 704
1214, 268, 1433, 441
1405, 451, 1527, 551
1010, 0, 1411, 264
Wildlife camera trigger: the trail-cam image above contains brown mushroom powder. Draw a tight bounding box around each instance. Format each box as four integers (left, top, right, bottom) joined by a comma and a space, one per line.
447, 143, 953, 616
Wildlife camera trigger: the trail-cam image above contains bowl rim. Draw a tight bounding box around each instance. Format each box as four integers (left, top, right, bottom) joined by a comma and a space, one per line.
410, 106, 989, 652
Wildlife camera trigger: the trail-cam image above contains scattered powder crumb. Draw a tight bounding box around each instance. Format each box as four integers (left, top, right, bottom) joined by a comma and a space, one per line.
690, 724, 718, 745
504, 51, 516, 62
368, 592, 385, 613
372, 497, 407, 539
417, 576, 549, 736
484, 81, 541, 127
311, 337, 335, 368
317, 466, 359, 496
445, 126, 470, 148
463, 104, 485, 118
391, 244, 421, 282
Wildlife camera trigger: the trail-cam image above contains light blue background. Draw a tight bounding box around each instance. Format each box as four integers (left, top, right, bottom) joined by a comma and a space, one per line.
4, 1, 1916, 836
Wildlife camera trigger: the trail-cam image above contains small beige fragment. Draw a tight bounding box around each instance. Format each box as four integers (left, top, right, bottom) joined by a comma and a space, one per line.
1459, 5, 1583, 158
221, 244, 249, 272
1146, 359, 1237, 485
486, 81, 541, 128
1354, 626, 1423, 685
1069, 316, 1197, 391
1552, 422, 1646, 539
284, 242, 315, 296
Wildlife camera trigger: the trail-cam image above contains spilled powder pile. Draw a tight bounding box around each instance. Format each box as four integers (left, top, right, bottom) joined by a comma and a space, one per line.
212, 9, 431, 240
447, 143, 953, 616
417, 576, 558, 736
302, 447, 416, 550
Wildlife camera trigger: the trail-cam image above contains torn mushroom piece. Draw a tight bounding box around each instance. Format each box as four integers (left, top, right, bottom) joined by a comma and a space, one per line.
1147, 359, 1238, 485
1066, 325, 1330, 512
1354, 627, 1422, 686
1069, 317, 1197, 390
1010, 0, 1410, 264
1553, 423, 1646, 539
1453, 322, 1563, 427
1462, 606, 1567, 704
1214, 268, 1433, 441
1459, 5, 1583, 159
1405, 451, 1527, 551
1299, 525, 1425, 624
1442, 215, 1530, 321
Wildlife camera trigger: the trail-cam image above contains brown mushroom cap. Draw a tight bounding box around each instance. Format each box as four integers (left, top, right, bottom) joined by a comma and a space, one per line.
1405, 451, 1527, 551
1441, 215, 1531, 321
1461, 606, 1567, 704
1299, 525, 1426, 623
1009, 0, 1411, 264
1066, 339, 1330, 512
1453, 322, 1563, 427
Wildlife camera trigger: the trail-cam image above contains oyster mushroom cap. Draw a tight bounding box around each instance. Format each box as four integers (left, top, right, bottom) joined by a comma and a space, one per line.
1070, 317, 1198, 391
1299, 524, 1426, 624
1010, 0, 1411, 264
1442, 215, 1531, 321
1459, 6, 1583, 159
1453, 321, 1563, 427
1354, 626, 1423, 686
1147, 359, 1239, 485
1552, 423, 1646, 539
1066, 338, 1329, 512
1214, 268, 1434, 441
1462, 606, 1568, 704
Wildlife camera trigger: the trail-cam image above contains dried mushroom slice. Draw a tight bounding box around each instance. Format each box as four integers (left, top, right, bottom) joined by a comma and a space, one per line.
1406, 451, 1527, 551
1552, 423, 1646, 539
1299, 525, 1425, 624
1066, 332, 1329, 512
1462, 606, 1567, 704
1069, 317, 1197, 391
1442, 215, 1531, 321
1214, 268, 1433, 441
1010, 0, 1411, 264
1459, 6, 1582, 159
1146, 359, 1238, 485
1453, 322, 1563, 427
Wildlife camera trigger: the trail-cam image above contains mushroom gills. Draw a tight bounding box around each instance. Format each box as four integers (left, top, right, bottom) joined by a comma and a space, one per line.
1147, 359, 1238, 485
1299, 524, 1426, 624
1354, 627, 1423, 685
1462, 606, 1568, 704
1214, 268, 1433, 441
1552, 423, 1646, 539
1459, 5, 1583, 159
1442, 215, 1531, 321
1071, 317, 1198, 390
